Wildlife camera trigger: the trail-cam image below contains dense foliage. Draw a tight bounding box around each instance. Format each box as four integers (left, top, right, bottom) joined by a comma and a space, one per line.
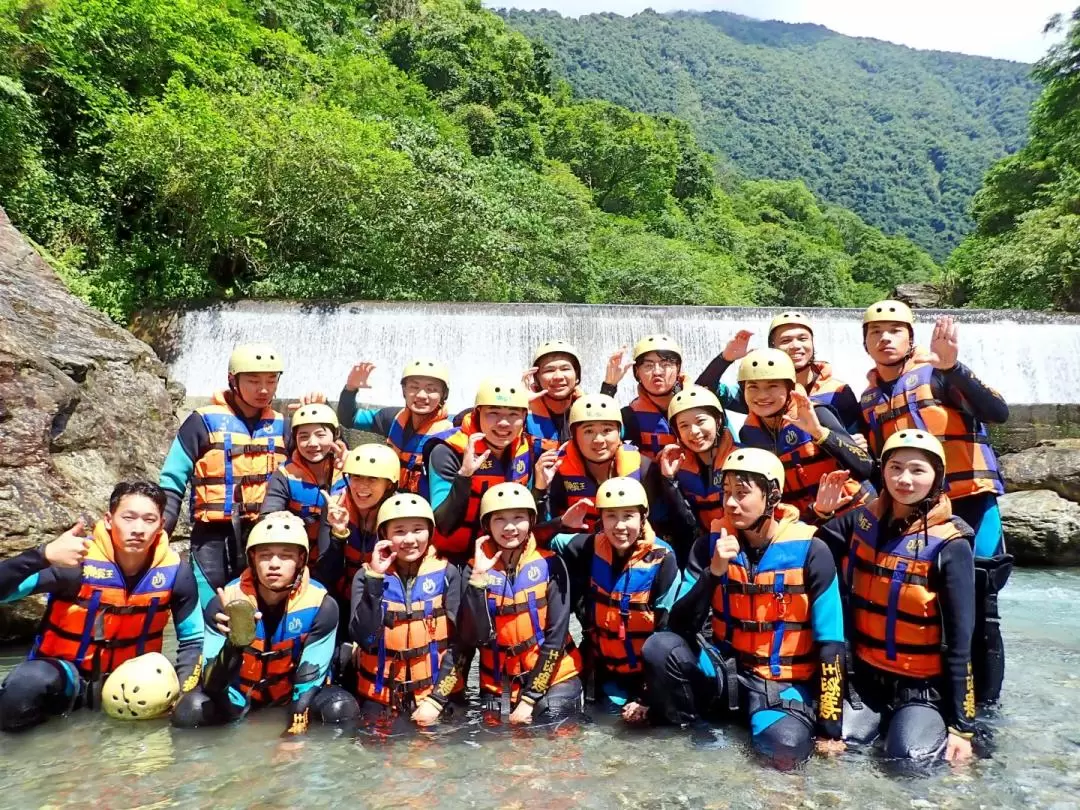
0, 0, 937, 322
502, 9, 1038, 260
946, 9, 1080, 311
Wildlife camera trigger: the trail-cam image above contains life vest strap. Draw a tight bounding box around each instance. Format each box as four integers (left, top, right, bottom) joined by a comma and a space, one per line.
852, 629, 943, 655
590, 591, 652, 611
723, 581, 807, 596
361, 639, 449, 660
193, 473, 275, 487
851, 556, 931, 587
849, 595, 941, 627
383, 606, 448, 623
488, 597, 548, 617
713, 615, 811, 634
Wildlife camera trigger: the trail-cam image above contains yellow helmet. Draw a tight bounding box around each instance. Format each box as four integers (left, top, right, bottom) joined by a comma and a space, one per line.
863, 300, 914, 327
401, 358, 450, 388
667, 385, 724, 421
881, 429, 947, 468
228, 343, 284, 375
632, 334, 683, 362
531, 340, 582, 374
768, 312, 814, 343
569, 394, 623, 428
479, 482, 537, 521
377, 493, 435, 531
596, 477, 649, 513
737, 349, 797, 383
290, 403, 339, 431
246, 511, 309, 552
101, 652, 180, 721
474, 377, 529, 410
721, 448, 786, 495
342, 443, 401, 482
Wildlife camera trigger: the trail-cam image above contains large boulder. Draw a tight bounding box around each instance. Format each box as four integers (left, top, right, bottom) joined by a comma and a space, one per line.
999, 489, 1080, 566
891, 282, 950, 309
0, 207, 181, 639
999, 440, 1080, 501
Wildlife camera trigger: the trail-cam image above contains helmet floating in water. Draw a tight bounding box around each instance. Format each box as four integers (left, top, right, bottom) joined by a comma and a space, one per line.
101, 653, 180, 721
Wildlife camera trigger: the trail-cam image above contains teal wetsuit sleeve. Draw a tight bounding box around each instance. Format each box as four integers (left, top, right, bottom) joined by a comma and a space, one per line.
653, 553, 682, 615
807, 539, 845, 643
159, 410, 207, 533
428, 463, 454, 511
292, 597, 338, 702
549, 532, 580, 554
171, 561, 205, 686
0, 547, 79, 602
350, 407, 380, 432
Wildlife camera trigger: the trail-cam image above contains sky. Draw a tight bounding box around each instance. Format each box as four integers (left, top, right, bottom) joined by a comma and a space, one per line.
487, 1, 1077, 62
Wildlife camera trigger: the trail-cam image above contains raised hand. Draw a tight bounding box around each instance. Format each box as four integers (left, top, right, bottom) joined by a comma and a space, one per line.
658, 444, 684, 480
45, 518, 90, 567
722, 330, 754, 362
522, 366, 540, 392
287, 391, 328, 412
534, 446, 564, 491
928, 315, 959, 371
782, 389, 825, 440
369, 539, 397, 575
324, 490, 350, 534
604, 346, 634, 386
472, 535, 502, 575
459, 433, 491, 477
560, 498, 595, 530
813, 470, 854, 517
345, 362, 376, 391
330, 439, 348, 471
709, 520, 740, 577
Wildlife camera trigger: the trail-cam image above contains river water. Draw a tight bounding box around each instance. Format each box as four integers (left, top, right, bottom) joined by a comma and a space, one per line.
1, 569, 1077, 809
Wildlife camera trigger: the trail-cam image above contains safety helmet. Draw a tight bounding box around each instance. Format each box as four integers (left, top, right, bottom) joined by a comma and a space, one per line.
101, 652, 180, 721
342, 443, 401, 482
474, 377, 529, 410
863, 300, 914, 327
377, 493, 435, 532
479, 482, 537, 522
667, 385, 724, 421
632, 334, 683, 362
721, 448, 786, 496
531, 340, 582, 377
400, 358, 450, 388
228, 343, 284, 375
569, 394, 623, 428
290, 403, 339, 431
768, 312, 814, 344
737, 349, 797, 384
881, 429, 947, 469
596, 477, 649, 513
246, 511, 309, 552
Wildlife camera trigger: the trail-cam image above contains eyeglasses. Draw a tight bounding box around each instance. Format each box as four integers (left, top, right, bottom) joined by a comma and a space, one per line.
638, 360, 678, 372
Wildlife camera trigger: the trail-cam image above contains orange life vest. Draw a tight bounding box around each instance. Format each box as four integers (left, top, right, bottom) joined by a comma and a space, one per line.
429, 427, 540, 556
336, 492, 380, 603
191, 391, 287, 522
861, 355, 1004, 499
31, 522, 179, 677
741, 399, 874, 520
278, 451, 347, 564
386, 407, 454, 498
805, 361, 851, 412
844, 496, 966, 679
220, 567, 326, 708
589, 528, 669, 675
627, 385, 677, 460
710, 506, 818, 682
671, 433, 737, 534
355, 550, 450, 707
553, 441, 643, 532
527, 392, 581, 451
476, 538, 582, 702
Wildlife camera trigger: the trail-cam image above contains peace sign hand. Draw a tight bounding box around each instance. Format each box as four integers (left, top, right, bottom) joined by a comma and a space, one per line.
323, 490, 350, 534
928, 316, 959, 371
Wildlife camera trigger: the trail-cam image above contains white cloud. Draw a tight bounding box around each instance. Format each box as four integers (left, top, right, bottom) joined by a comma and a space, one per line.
488, 0, 1075, 62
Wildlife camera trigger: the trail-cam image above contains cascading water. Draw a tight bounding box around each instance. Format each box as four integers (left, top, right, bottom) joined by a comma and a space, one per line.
162, 301, 1080, 409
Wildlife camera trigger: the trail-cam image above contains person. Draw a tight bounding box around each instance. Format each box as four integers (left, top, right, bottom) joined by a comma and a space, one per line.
261, 402, 348, 568
337, 359, 454, 498
657, 385, 739, 540
423, 378, 544, 565
523, 340, 586, 450
314, 444, 400, 606
0, 481, 203, 732
159, 343, 288, 607
642, 449, 847, 768
349, 493, 462, 725
737, 349, 874, 522
546, 478, 680, 723
172, 512, 358, 733
814, 430, 978, 762
458, 483, 584, 725
600, 335, 686, 460
859, 300, 1011, 705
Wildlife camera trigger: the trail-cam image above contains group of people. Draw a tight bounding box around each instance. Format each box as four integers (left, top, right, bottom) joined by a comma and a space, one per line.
0, 300, 1013, 769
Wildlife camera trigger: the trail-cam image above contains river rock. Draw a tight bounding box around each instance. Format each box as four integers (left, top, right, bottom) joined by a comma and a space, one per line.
0, 206, 181, 639
999, 490, 1080, 566
999, 440, 1080, 502
891, 282, 950, 309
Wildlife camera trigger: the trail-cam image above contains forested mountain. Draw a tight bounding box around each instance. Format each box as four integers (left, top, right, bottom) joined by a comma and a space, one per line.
501, 8, 1040, 259
0, 0, 937, 323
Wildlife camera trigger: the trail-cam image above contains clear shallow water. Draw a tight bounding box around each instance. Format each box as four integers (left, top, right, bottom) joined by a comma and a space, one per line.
2, 569, 1079, 809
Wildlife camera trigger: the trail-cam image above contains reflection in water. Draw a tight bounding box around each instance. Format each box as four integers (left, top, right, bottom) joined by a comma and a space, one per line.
2, 569, 1079, 808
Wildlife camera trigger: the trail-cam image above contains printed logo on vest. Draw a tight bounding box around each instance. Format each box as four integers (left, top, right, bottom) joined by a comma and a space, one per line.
905, 374, 919, 388
83, 564, 113, 581
784, 428, 799, 446
514, 459, 527, 476
422, 577, 437, 595
857, 514, 872, 532
151, 572, 166, 589
288, 617, 303, 634
527, 565, 542, 582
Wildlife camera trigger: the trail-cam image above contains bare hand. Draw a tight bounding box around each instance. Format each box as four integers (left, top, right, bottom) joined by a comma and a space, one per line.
534, 446, 564, 491
944, 732, 973, 763
813, 471, 854, 517
509, 700, 534, 726
621, 701, 649, 725
213, 587, 262, 635
604, 346, 634, 386
782, 389, 824, 440
522, 366, 540, 392
323, 490, 350, 533
287, 391, 328, 412
722, 330, 754, 362
560, 498, 595, 530
411, 699, 442, 727
45, 518, 90, 567
330, 439, 348, 471
370, 539, 397, 575
472, 535, 502, 575
815, 738, 846, 756
459, 433, 491, 477
658, 444, 684, 480
346, 362, 376, 391
851, 433, 869, 453
709, 521, 740, 577
928, 315, 959, 371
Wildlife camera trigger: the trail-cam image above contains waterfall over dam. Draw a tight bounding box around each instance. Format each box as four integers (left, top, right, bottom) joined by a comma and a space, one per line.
155, 301, 1080, 411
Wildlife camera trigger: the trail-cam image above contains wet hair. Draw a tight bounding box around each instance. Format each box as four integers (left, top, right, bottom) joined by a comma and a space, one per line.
109, 481, 166, 515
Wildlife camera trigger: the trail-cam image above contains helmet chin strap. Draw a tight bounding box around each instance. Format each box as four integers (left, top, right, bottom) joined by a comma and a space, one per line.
746, 486, 782, 534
